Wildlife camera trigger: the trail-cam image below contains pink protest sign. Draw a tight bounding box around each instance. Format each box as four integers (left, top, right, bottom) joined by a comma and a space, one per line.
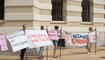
47, 30, 59, 40
99, 32, 104, 40
0, 35, 8, 51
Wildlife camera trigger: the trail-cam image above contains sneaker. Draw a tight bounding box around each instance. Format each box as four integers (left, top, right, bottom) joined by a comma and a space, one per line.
53, 56, 58, 58
88, 52, 91, 55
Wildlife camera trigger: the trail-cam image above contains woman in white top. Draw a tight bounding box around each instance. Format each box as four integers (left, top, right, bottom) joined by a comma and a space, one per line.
87, 27, 94, 55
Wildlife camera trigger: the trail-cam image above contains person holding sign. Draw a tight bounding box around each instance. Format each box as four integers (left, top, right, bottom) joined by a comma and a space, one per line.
52, 26, 59, 58
20, 24, 27, 60
87, 27, 96, 55
38, 26, 45, 59
47, 26, 59, 58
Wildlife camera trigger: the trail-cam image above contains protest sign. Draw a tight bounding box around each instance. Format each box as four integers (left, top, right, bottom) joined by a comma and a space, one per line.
89, 31, 96, 43
64, 31, 71, 46
6, 31, 29, 52
47, 30, 59, 40
27, 30, 52, 48
72, 33, 88, 47
0, 35, 8, 51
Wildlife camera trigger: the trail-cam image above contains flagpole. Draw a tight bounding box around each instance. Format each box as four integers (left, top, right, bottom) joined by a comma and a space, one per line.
59, 26, 62, 58
46, 26, 48, 60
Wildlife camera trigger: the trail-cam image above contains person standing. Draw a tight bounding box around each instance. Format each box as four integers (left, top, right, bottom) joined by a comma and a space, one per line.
38, 26, 45, 59
52, 26, 59, 58
87, 27, 95, 55
20, 24, 27, 60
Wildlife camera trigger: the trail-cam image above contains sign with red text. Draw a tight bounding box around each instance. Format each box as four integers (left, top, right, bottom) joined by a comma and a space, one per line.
0, 35, 8, 51
47, 30, 59, 40
6, 31, 29, 52
72, 33, 88, 47
89, 31, 96, 43
27, 30, 52, 48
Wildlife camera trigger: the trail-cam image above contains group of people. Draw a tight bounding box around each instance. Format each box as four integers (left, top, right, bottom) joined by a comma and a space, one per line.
20, 24, 96, 60
21, 24, 60, 60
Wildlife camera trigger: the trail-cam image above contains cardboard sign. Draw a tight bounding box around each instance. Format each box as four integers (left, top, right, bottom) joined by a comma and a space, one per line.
6, 31, 29, 52
0, 35, 8, 51
27, 30, 53, 48
72, 33, 88, 47
47, 30, 59, 40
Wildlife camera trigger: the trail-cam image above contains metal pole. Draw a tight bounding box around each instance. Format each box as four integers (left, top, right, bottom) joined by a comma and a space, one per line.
24, 30, 27, 60
60, 44, 61, 58
87, 32, 89, 54
46, 46, 48, 60
59, 26, 62, 58
46, 26, 48, 60
26, 49, 27, 60
95, 28, 97, 54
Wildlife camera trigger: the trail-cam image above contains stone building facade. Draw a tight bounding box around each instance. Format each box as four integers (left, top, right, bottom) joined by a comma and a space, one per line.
0, 0, 105, 33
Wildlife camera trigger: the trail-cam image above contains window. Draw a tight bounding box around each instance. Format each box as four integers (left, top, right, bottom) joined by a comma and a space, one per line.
0, 0, 4, 20
82, 0, 93, 22
51, 0, 65, 21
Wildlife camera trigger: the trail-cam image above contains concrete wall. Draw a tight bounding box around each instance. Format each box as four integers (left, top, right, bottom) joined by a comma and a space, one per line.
0, 0, 35, 34
33, 0, 105, 32
0, 0, 105, 33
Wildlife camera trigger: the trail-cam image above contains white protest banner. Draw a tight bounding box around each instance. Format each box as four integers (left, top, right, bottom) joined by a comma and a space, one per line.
89, 31, 96, 43
64, 31, 71, 46
0, 35, 8, 51
72, 33, 88, 47
6, 31, 29, 52
27, 30, 52, 48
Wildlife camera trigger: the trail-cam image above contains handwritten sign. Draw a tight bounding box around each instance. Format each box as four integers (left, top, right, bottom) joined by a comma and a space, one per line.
6, 31, 29, 52
89, 31, 96, 43
64, 31, 71, 46
27, 30, 52, 48
0, 35, 8, 51
72, 33, 88, 47
47, 30, 59, 40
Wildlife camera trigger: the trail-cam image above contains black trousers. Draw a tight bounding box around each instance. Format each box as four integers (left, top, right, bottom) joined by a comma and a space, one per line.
20, 48, 26, 60
57, 39, 65, 47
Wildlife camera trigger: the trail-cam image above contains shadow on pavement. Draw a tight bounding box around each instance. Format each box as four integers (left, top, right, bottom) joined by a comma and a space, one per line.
100, 56, 105, 58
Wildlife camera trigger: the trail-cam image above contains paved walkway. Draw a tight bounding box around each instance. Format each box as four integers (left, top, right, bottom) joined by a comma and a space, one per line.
0, 47, 105, 60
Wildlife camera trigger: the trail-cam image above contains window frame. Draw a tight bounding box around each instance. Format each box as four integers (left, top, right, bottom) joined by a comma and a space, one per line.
51, 0, 66, 22
81, 0, 93, 23
0, 0, 4, 20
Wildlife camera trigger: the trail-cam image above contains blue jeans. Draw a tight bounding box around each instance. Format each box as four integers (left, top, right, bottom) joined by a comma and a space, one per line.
52, 40, 58, 46
39, 47, 44, 56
